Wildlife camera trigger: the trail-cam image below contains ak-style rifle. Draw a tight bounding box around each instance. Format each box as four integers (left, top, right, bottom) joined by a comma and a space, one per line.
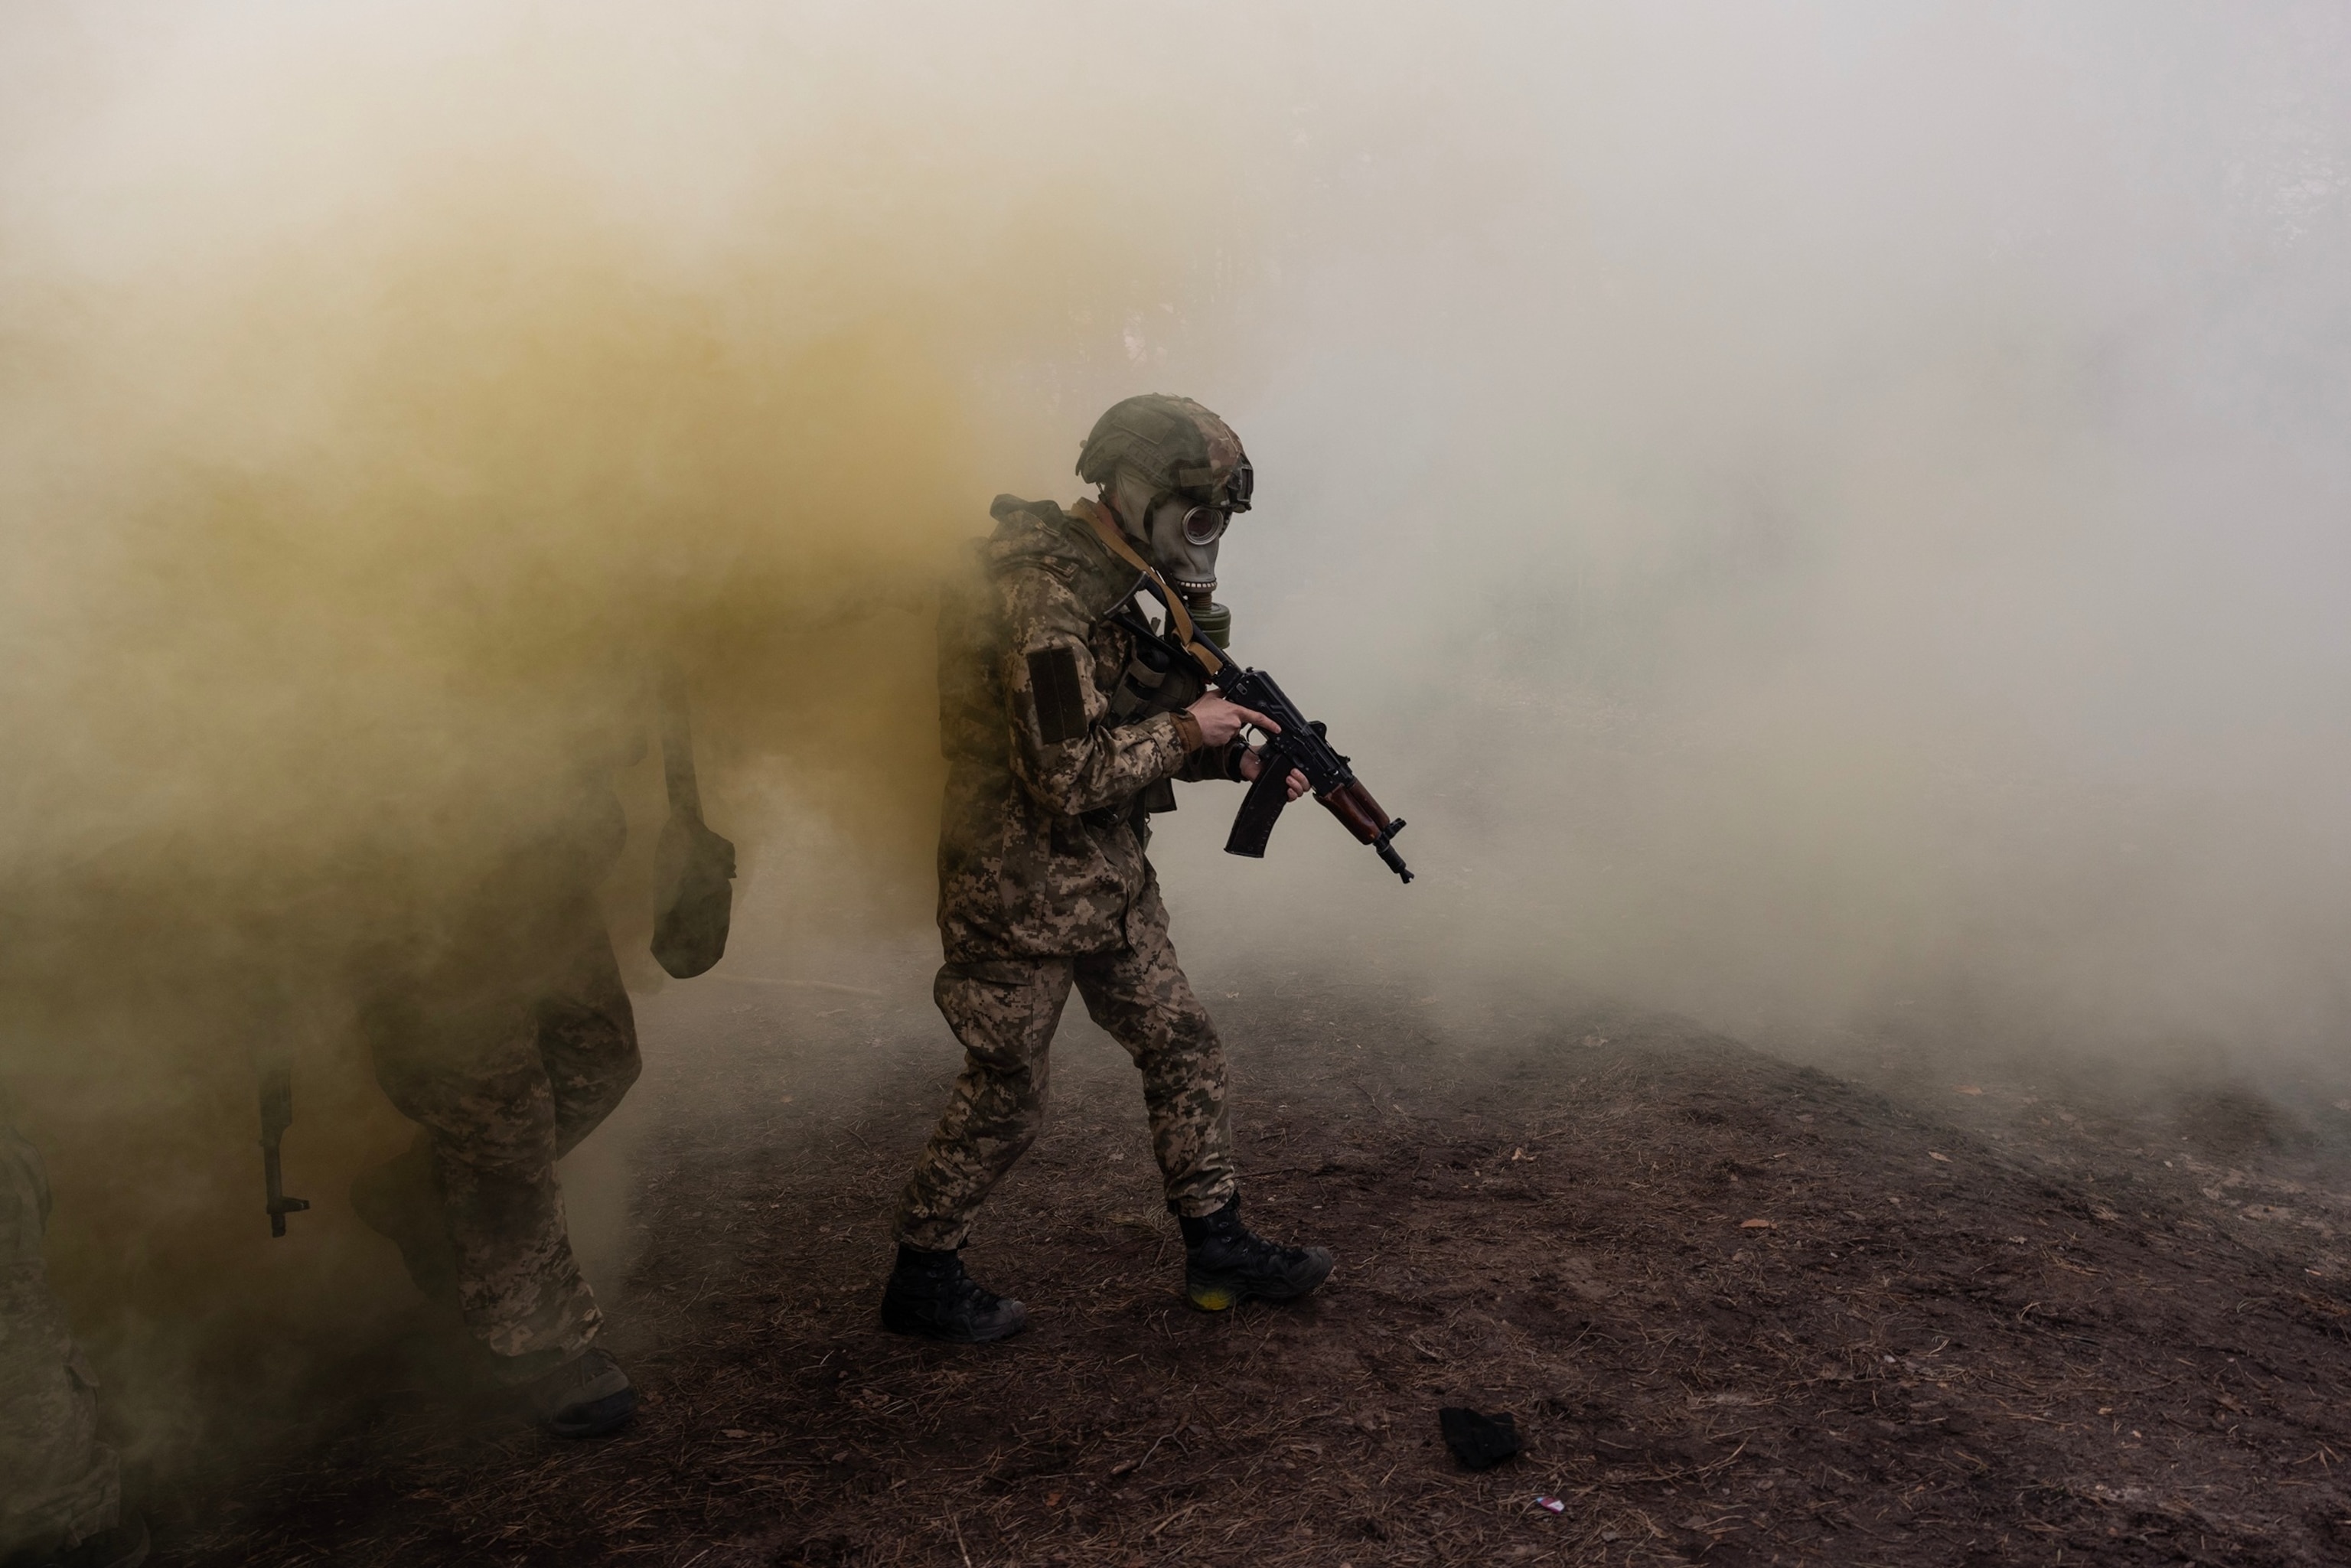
1078, 502, 1413, 883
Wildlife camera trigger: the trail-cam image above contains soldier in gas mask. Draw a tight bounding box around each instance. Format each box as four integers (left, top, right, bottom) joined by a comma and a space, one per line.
881, 394, 1332, 1341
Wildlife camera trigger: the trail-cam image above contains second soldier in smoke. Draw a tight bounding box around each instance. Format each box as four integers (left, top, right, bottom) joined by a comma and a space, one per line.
882, 394, 1332, 1341
347, 729, 651, 1437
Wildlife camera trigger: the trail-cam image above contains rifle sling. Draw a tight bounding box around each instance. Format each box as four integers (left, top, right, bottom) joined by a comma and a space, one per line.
1071, 498, 1231, 678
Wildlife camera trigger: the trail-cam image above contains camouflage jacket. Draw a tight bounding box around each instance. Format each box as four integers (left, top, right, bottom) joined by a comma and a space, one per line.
936, 496, 1242, 961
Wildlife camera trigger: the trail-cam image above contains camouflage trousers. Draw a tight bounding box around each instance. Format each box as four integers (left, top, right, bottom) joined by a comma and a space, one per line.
0, 1114, 119, 1558
895, 914, 1237, 1251
356, 898, 640, 1367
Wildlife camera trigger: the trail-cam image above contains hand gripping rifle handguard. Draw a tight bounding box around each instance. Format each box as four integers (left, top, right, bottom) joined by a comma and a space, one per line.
1076, 501, 1412, 884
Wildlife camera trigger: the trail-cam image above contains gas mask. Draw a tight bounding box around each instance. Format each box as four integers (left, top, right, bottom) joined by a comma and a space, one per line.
1110, 467, 1238, 648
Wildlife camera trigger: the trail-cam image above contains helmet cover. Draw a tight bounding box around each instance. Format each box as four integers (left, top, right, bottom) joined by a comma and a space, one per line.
1075, 394, 1253, 513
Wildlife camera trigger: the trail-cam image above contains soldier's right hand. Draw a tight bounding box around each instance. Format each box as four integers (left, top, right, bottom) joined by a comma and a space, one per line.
1186, 695, 1278, 748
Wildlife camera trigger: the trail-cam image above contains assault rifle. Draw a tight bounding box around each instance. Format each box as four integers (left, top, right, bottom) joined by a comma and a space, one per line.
1206, 647, 1414, 883
1091, 606, 1400, 888
1074, 499, 1412, 882
1106, 603, 1414, 884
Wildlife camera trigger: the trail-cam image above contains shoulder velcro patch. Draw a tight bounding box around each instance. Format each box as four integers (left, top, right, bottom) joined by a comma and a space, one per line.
1026, 647, 1088, 745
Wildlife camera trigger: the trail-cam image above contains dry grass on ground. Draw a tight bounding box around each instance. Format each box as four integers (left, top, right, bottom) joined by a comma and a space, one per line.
161, 977, 2351, 1566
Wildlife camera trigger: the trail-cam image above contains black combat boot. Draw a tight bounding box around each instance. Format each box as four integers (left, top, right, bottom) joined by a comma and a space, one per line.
879, 1244, 1028, 1342
1179, 1198, 1334, 1311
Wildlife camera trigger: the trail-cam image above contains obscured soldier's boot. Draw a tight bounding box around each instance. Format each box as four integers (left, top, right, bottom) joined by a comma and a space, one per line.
879, 1244, 1027, 1342
502, 1345, 636, 1439
1179, 1198, 1333, 1311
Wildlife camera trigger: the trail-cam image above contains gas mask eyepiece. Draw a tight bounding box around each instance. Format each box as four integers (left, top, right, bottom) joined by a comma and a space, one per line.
1181, 505, 1229, 547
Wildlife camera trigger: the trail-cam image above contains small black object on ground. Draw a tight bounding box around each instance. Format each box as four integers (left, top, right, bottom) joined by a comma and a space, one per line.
1438, 1406, 1521, 1470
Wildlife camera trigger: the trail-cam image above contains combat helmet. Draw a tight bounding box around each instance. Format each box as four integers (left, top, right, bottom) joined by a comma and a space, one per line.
1075, 394, 1254, 513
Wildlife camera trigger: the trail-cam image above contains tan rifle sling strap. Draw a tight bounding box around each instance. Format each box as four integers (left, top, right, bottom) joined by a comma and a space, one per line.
1071, 497, 1231, 679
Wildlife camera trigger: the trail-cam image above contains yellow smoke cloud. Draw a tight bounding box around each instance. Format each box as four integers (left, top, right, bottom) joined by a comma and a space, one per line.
0, 3, 1244, 1459
13, 0, 2351, 1473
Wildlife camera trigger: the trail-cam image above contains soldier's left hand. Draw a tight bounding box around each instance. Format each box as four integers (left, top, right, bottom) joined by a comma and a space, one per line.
1238, 748, 1311, 800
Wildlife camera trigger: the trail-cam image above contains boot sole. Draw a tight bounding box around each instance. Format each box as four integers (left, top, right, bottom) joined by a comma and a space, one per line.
1185, 1249, 1335, 1311
879, 1302, 1029, 1343
544, 1387, 637, 1439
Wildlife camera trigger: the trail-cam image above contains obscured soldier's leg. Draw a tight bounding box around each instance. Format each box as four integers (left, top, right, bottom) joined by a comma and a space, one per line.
346, 1126, 458, 1311
535, 901, 641, 1161
0, 1117, 129, 1563
880, 959, 1071, 1341
357, 963, 634, 1436
352, 901, 636, 1327
1075, 895, 1330, 1312
365, 994, 600, 1362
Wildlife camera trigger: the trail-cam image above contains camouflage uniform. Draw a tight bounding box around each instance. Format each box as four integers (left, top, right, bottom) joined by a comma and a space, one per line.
896, 495, 1250, 1251
354, 777, 641, 1368
0, 1105, 119, 1559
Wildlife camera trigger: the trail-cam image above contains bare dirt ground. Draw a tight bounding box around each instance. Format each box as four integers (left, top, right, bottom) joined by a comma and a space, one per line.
154, 969, 2351, 1566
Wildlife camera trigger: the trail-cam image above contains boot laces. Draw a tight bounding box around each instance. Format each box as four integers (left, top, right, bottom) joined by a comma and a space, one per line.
1241, 1231, 1305, 1268
552, 1348, 618, 1392
1211, 1216, 1301, 1270
944, 1266, 1005, 1312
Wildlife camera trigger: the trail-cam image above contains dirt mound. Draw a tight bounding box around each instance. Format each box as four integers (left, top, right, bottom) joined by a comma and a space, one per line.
159, 980, 2351, 1566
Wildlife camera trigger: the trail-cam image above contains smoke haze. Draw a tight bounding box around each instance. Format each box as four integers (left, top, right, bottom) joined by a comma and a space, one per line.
1150, 2, 2351, 1081
2, 0, 2347, 1465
